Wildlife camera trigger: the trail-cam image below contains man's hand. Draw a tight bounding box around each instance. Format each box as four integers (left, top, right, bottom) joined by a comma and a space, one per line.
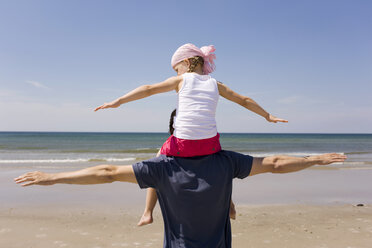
14, 171, 55, 187
311, 153, 348, 165
94, 101, 120, 112
265, 114, 288, 123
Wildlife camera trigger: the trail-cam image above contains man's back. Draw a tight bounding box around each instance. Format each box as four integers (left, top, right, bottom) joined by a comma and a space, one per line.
133, 150, 253, 248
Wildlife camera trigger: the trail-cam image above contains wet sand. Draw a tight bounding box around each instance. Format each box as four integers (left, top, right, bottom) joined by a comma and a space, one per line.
1, 204, 371, 248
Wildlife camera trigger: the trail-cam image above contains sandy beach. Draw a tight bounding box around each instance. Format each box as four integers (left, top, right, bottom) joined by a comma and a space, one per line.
2, 163, 372, 247
1, 204, 371, 248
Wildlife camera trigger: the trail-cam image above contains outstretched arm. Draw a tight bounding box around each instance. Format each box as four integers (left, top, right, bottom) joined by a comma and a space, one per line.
217, 82, 288, 123
94, 76, 183, 111
249, 153, 347, 176
14, 165, 137, 187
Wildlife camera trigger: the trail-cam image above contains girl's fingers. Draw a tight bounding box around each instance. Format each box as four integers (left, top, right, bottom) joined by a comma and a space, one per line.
95, 105, 108, 111
278, 119, 288, 123
94, 105, 105, 111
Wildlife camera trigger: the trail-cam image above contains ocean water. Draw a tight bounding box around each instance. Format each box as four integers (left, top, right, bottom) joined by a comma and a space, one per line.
0, 132, 371, 170
2, 132, 372, 206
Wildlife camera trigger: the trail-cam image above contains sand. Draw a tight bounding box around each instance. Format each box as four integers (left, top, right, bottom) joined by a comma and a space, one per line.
1, 204, 371, 248
2, 168, 372, 247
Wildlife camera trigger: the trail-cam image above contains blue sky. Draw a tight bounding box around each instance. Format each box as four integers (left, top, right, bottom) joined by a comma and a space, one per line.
1, 0, 371, 133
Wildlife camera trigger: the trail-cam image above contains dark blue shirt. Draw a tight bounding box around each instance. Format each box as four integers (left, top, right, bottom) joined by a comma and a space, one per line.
132, 150, 253, 248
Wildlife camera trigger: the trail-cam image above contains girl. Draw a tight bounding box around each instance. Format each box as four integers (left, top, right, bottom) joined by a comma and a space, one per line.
95, 43, 288, 226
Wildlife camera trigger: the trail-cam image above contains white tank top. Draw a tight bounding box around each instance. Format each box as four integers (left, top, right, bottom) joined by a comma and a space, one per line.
173, 73, 219, 140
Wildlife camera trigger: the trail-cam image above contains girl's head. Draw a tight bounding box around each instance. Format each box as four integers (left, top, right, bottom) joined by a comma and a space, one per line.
171, 43, 216, 75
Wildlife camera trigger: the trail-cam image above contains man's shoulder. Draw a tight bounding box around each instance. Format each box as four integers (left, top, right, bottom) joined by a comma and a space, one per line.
218, 150, 253, 179
138, 154, 175, 164
218, 150, 252, 159
143, 151, 252, 168
171, 150, 251, 161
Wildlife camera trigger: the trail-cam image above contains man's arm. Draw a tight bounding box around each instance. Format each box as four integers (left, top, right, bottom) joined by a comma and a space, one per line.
217, 82, 288, 123
14, 165, 137, 187
94, 76, 182, 111
249, 153, 347, 176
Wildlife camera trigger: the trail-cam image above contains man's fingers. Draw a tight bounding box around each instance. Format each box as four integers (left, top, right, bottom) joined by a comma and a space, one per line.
14, 176, 27, 183
325, 153, 347, 163
22, 181, 36, 187
14, 178, 28, 183
335, 157, 347, 162
15, 176, 34, 184
14, 172, 39, 183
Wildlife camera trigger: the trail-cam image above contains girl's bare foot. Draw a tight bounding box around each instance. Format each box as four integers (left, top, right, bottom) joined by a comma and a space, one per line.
137, 211, 153, 226
230, 201, 236, 220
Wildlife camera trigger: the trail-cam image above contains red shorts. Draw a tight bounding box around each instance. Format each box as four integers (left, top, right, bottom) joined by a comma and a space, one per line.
160, 133, 221, 157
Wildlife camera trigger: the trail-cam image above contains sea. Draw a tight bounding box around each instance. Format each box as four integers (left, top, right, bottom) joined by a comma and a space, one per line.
0, 132, 371, 170
2, 132, 372, 206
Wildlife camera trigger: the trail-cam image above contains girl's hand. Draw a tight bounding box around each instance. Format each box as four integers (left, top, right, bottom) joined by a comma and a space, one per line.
94, 101, 120, 112
265, 114, 288, 123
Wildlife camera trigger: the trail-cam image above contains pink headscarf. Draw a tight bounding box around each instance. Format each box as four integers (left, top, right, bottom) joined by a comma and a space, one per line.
171, 43, 216, 75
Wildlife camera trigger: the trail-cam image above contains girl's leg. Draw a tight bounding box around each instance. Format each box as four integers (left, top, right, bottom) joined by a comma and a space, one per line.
138, 151, 162, 226
137, 187, 158, 226
229, 199, 236, 220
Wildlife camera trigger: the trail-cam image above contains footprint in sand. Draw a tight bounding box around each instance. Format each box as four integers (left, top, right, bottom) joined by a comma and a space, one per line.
0, 228, 12, 234
316, 244, 328, 248
54, 241, 68, 247
111, 243, 128, 247
36, 233, 47, 238
348, 228, 360, 233
70, 229, 90, 236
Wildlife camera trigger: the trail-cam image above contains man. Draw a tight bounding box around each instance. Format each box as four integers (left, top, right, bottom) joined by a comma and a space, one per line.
15, 151, 346, 248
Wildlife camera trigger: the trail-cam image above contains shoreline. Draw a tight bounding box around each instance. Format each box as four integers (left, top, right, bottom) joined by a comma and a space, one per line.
3, 167, 372, 208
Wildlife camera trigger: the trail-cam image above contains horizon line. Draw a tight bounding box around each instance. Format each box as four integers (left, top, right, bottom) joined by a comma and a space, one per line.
0, 131, 371, 135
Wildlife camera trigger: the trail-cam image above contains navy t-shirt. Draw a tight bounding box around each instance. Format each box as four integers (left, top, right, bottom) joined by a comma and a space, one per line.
132, 150, 253, 248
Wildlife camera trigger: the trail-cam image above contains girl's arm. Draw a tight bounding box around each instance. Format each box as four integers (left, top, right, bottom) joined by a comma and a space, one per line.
217, 82, 288, 123
94, 76, 183, 111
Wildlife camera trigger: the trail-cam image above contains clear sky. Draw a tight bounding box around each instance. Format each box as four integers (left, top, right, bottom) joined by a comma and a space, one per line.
1, 0, 371, 133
